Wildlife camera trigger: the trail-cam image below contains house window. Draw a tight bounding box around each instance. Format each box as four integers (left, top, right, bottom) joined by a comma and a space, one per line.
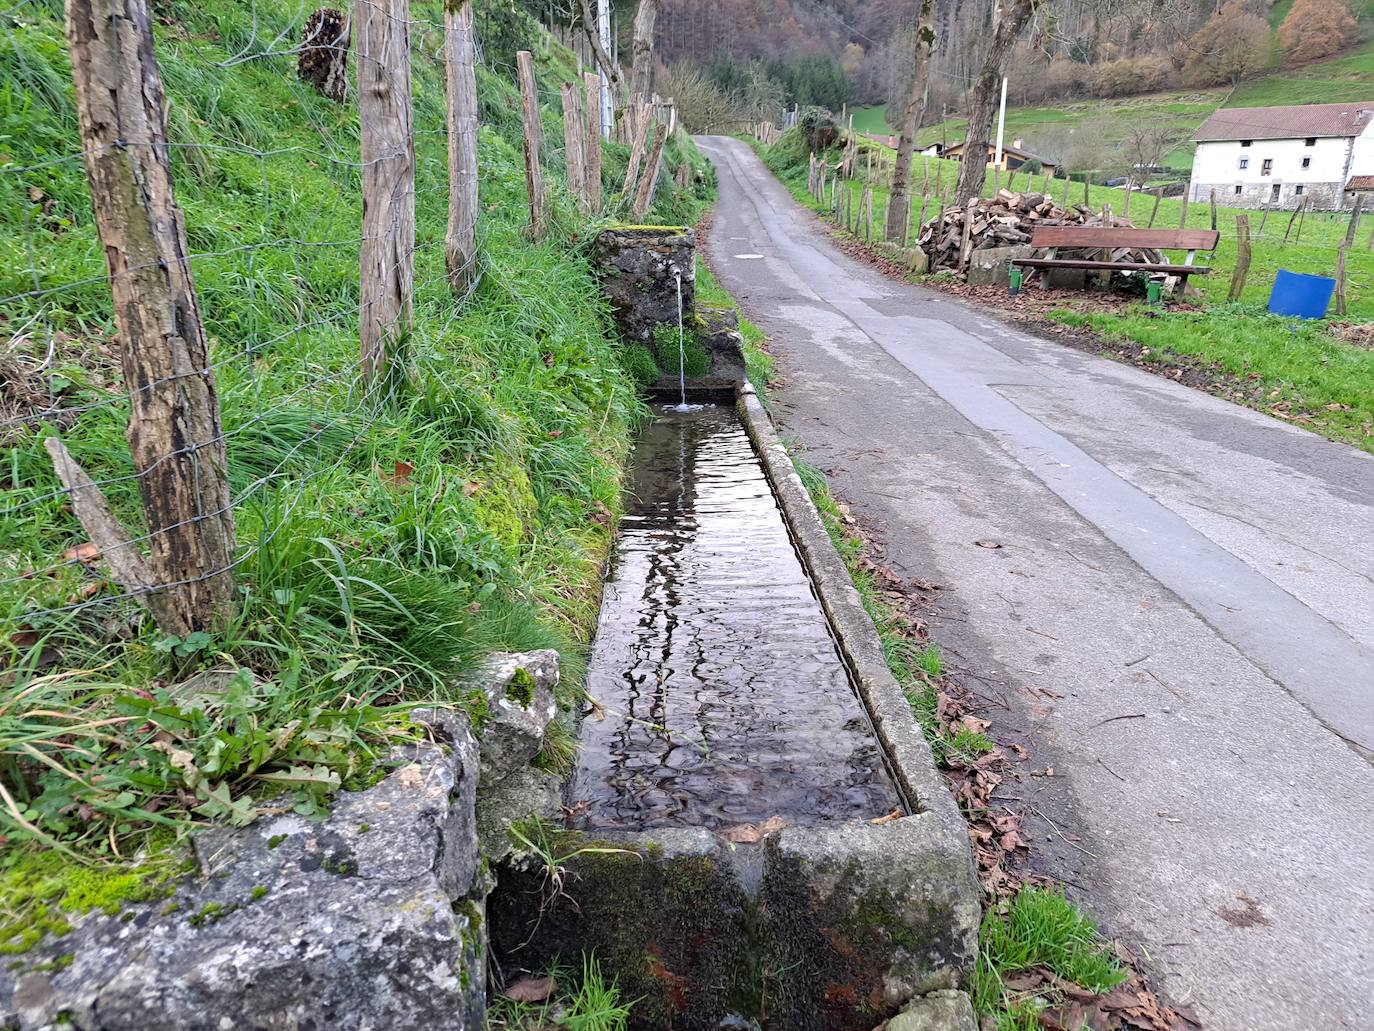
1261, 158, 1273, 176
1271, 183, 1281, 201
1234, 185, 1243, 195
1295, 184, 1305, 196
1301, 156, 1311, 169
1239, 157, 1249, 170
1305, 137, 1316, 147
1241, 139, 1252, 147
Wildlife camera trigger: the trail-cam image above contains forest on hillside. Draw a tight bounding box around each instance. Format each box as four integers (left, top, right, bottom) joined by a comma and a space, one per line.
607, 0, 1371, 123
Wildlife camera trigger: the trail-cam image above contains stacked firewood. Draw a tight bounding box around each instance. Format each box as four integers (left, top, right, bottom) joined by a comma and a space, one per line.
917, 189, 1163, 273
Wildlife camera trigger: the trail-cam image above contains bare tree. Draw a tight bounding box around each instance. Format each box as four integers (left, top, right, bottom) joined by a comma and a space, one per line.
577, 0, 625, 106
954, 0, 1040, 207
886, 0, 934, 242
1118, 115, 1189, 183
629, 0, 659, 104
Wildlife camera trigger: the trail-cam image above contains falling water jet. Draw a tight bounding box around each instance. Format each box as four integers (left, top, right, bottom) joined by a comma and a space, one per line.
668, 268, 704, 413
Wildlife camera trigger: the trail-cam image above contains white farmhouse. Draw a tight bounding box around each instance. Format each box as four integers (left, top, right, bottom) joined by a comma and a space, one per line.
1188, 101, 1374, 210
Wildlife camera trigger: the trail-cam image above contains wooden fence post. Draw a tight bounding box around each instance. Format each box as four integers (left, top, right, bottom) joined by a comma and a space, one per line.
516, 51, 546, 238
65, 0, 235, 633
445, 0, 479, 296
1295, 197, 1307, 241
632, 121, 668, 217
1335, 194, 1364, 317
1228, 214, 1251, 303
1147, 187, 1162, 228
1283, 198, 1301, 242
1257, 205, 1270, 236
1209, 188, 1217, 231
357, 0, 414, 382
1180, 182, 1190, 228
1122, 180, 1132, 217
622, 100, 653, 199
584, 71, 603, 211
561, 81, 588, 210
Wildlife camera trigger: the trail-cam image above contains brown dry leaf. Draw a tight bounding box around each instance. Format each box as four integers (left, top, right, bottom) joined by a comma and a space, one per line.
503, 975, 557, 1003
64, 541, 100, 564
392, 460, 414, 485
869, 808, 903, 826
10, 629, 39, 649
462, 480, 481, 497
974, 539, 1002, 549
960, 713, 991, 735
717, 823, 763, 844
758, 815, 787, 835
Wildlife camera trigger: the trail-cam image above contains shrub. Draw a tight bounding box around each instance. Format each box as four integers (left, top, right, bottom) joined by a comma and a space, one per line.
1184, 1, 1272, 86
1279, 0, 1357, 63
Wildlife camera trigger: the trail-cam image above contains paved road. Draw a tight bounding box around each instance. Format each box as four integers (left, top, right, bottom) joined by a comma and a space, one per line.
697, 136, 1374, 1031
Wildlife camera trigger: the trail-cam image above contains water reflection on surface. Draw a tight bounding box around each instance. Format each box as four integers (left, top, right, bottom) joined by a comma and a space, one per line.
570, 404, 899, 831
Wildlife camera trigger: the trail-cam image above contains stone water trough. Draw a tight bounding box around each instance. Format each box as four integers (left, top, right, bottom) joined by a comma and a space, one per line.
1, 229, 978, 1031
486, 227, 980, 1031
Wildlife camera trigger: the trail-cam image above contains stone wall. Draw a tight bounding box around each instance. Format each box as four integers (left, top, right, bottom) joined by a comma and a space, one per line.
1, 653, 563, 1031
593, 227, 696, 346
1193, 180, 1345, 211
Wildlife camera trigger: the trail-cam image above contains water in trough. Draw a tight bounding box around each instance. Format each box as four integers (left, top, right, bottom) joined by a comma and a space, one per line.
570, 403, 899, 832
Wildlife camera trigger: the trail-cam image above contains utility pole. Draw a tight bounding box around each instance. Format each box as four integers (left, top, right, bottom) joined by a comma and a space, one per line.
597, 0, 612, 139
994, 75, 1008, 174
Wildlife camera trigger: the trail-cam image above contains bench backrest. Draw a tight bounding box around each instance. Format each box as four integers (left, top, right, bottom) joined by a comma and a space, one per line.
1028, 225, 1220, 252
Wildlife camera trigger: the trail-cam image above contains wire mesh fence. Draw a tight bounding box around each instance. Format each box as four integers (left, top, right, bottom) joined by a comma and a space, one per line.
0, 0, 533, 637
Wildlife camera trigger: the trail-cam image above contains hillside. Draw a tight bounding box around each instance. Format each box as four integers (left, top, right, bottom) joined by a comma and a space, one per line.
853, 32, 1374, 175
0, 0, 705, 897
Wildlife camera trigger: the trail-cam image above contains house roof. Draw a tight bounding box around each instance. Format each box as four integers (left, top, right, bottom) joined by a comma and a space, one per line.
942, 140, 1057, 166
1347, 174, 1374, 191
1193, 102, 1374, 142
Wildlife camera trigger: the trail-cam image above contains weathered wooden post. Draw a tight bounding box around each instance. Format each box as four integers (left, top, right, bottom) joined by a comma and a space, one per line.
1122, 180, 1132, 217
561, 81, 588, 211
583, 71, 603, 211
1209, 188, 1217, 231
1257, 205, 1270, 236
632, 121, 668, 218
516, 51, 546, 238
1228, 214, 1251, 303
622, 100, 653, 199
64, 0, 235, 633
356, 0, 414, 382
1147, 187, 1163, 228
1295, 196, 1308, 242
445, 0, 479, 296
1180, 183, 1190, 228
1335, 195, 1364, 317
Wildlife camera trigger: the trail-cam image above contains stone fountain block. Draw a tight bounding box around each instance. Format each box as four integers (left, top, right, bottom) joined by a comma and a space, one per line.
488, 817, 978, 1031
648, 307, 746, 396
759, 815, 981, 1030
488, 828, 753, 1031
593, 226, 696, 346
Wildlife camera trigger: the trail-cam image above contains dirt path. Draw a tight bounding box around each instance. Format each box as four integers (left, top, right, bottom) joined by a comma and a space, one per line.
697, 135, 1374, 1031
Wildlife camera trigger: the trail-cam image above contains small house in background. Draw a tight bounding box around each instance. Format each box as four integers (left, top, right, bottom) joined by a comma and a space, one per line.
940, 138, 1057, 176
1346, 174, 1374, 202
1188, 101, 1374, 210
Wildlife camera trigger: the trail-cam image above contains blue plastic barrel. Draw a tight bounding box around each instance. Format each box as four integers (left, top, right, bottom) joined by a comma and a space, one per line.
1267, 269, 1336, 320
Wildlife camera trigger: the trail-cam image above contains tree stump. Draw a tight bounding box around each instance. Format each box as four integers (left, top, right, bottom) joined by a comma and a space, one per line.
299, 8, 350, 102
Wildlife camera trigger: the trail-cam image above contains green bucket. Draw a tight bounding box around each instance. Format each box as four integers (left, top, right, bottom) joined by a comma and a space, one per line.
1009, 265, 1024, 295
1146, 279, 1163, 305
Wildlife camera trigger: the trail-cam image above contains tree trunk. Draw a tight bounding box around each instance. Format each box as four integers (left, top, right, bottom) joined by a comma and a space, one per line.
444, 0, 479, 297
65, 0, 236, 633
577, 0, 624, 110
953, 0, 1037, 208
356, 0, 414, 381
886, 0, 934, 242
629, 0, 658, 106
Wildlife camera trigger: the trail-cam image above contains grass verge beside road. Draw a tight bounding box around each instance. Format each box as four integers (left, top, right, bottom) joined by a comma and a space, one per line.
754, 129, 1374, 454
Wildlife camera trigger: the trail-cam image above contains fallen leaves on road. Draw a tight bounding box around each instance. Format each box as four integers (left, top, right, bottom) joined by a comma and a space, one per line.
716, 815, 787, 844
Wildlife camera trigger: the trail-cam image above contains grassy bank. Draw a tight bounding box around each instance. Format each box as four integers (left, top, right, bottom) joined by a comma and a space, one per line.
757, 128, 1374, 452
0, 0, 709, 931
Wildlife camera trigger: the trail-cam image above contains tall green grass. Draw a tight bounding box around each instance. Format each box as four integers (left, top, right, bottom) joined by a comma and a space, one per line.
0, 0, 710, 876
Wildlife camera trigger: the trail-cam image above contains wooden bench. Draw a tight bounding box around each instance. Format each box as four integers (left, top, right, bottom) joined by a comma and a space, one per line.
1011, 226, 1220, 294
